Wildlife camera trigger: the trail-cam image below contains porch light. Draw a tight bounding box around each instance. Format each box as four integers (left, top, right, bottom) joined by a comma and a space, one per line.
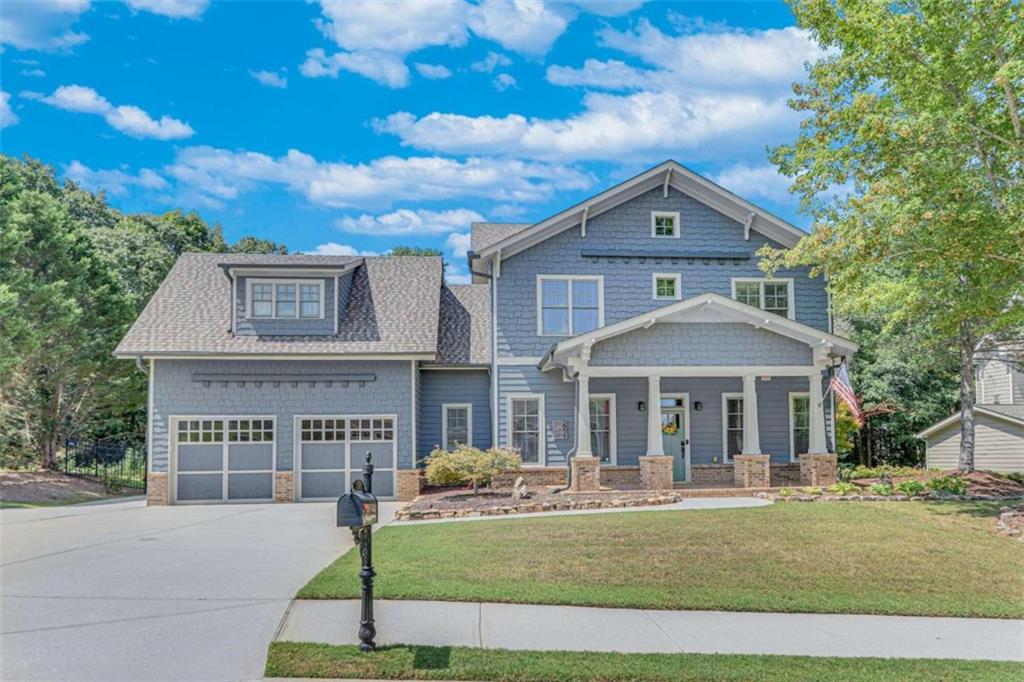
694, 401, 703, 411
638, 401, 646, 412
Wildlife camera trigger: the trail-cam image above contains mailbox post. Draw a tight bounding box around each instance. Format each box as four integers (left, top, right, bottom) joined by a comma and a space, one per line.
336, 451, 378, 652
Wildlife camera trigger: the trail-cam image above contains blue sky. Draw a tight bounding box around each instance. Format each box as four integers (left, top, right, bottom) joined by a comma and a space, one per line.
1, 1, 817, 283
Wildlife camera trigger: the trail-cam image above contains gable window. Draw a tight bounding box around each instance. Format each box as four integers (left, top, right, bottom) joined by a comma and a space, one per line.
509, 395, 544, 465
537, 276, 603, 336
442, 403, 472, 450
789, 393, 810, 461
589, 395, 616, 464
247, 279, 324, 319
651, 211, 680, 238
652, 273, 682, 301
722, 394, 744, 461
731, 278, 794, 319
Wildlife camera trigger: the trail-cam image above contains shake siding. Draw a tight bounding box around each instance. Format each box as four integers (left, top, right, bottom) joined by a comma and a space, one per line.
235, 275, 337, 336
497, 366, 575, 465
926, 413, 1024, 473
418, 369, 492, 461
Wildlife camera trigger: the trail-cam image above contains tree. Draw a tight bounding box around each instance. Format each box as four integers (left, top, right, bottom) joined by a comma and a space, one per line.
424, 446, 521, 494
388, 246, 443, 257
761, 0, 1024, 472
229, 236, 289, 254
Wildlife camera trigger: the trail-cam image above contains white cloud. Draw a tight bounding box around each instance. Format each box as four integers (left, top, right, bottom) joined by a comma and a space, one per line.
493, 73, 517, 91
445, 231, 472, 259
414, 63, 452, 80
0, 0, 90, 51
467, 0, 570, 55
712, 163, 793, 205
0, 92, 19, 128
300, 48, 409, 88
336, 208, 484, 236
21, 68, 47, 77
305, 242, 380, 256
470, 51, 512, 73
546, 58, 656, 90
38, 85, 194, 140
124, 0, 208, 19
250, 69, 287, 89
64, 160, 168, 196
164, 145, 592, 210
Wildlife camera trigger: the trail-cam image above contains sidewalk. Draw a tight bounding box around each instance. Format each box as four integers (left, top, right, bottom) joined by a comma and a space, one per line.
277, 599, 1024, 662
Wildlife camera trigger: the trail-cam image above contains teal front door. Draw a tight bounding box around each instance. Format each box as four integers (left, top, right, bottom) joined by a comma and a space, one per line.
660, 395, 689, 482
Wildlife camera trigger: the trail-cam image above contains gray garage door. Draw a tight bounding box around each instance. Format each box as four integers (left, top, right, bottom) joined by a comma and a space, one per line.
173, 417, 275, 503
297, 416, 395, 500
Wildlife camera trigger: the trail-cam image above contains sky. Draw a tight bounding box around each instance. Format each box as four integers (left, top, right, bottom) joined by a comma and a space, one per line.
0, 0, 818, 284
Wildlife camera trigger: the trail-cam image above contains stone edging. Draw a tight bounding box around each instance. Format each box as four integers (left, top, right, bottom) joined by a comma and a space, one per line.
995, 505, 1024, 541
758, 492, 1024, 503
396, 493, 683, 521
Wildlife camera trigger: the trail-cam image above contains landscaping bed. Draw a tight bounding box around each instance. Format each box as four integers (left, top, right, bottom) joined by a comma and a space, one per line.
763, 470, 1024, 504
398, 486, 681, 520
0, 470, 124, 507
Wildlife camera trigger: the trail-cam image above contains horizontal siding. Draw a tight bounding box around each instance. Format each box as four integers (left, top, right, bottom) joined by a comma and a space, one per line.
926, 413, 1024, 473
979, 357, 1013, 405
497, 366, 575, 465
418, 369, 492, 461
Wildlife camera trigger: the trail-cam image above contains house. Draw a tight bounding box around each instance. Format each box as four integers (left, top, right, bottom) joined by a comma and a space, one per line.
116, 160, 858, 505
917, 343, 1024, 473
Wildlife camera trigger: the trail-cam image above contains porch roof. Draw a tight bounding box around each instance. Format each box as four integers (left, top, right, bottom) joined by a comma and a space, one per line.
539, 292, 858, 373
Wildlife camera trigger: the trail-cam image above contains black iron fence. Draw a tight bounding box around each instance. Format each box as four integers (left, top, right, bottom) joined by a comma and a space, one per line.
62, 437, 147, 493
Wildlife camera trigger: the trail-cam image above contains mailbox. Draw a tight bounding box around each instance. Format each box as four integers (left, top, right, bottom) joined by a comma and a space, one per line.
337, 480, 378, 527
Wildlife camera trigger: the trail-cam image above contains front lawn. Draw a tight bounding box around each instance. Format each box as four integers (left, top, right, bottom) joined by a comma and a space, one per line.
266, 643, 1024, 681
300, 501, 1024, 618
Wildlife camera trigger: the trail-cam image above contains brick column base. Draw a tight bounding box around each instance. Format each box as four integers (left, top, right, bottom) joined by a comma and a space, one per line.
274, 472, 295, 502
147, 472, 169, 506
396, 469, 425, 501
570, 456, 601, 492
733, 454, 771, 488
799, 453, 838, 486
640, 455, 673, 490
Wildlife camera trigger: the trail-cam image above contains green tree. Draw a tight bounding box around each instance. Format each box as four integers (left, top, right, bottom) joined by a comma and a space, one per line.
388, 246, 443, 257
762, 0, 1024, 471
229, 235, 289, 254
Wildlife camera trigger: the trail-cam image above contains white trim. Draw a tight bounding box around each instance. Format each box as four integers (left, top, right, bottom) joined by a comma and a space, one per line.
651, 273, 682, 301
245, 278, 325, 320
442, 403, 473, 450
118, 353, 436, 360
230, 273, 237, 334
721, 393, 743, 463
411, 360, 417, 463
588, 392, 617, 465
333, 275, 340, 335
294, 413, 397, 501
660, 392, 691, 482
585, 365, 822, 378
506, 392, 546, 466
536, 274, 605, 337
496, 356, 546, 365
730, 277, 796, 320
226, 264, 361, 279
147, 359, 154, 474
651, 211, 681, 239
491, 259, 499, 443
169, 415, 277, 504
916, 407, 1024, 438
789, 392, 810, 462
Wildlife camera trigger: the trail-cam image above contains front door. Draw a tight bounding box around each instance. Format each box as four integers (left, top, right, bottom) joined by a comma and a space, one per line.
660, 395, 689, 482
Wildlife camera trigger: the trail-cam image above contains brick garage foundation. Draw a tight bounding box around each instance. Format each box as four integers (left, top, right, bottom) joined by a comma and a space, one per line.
570, 456, 601, 492
640, 456, 673, 490
733, 455, 771, 488
492, 468, 568, 489
800, 453, 838, 486
396, 469, 425, 501
147, 472, 169, 506
274, 472, 294, 502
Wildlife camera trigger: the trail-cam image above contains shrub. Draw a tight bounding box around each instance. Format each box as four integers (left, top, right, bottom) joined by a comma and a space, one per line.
424, 446, 521, 494
778, 487, 794, 497
827, 482, 859, 496
869, 482, 894, 496
927, 475, 967, 496
801, 486, 822, 496
895, 480, 926, 496
1001, 472, 1024, 486
845, 465, 933, 480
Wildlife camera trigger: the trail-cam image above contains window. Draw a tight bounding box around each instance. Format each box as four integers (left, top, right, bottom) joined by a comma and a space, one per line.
349, 417, 394, 441
300, 418, 346, 442
227, 418, 274, 443
509, 395, 543, 465
789, 394, 810, 461
651, 211, 680, 238
731, 278, 794, 319
652, 273, 681, 301
442, 404, 472, 450
177, 419, 224, 444
722, 395, 744, 461
246, 280, 324, 319
537, 276, 603, 336
589, 395, 615, 464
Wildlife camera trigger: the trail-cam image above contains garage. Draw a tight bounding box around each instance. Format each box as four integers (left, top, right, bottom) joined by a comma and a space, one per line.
172, 417, 276, 503
296, 415, 396, 500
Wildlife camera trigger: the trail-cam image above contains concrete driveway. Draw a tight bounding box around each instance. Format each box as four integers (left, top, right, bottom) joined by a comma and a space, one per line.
0, 498, 396, 681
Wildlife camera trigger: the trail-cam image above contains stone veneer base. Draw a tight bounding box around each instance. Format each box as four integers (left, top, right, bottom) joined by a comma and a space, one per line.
146, 472, 169, 506
733, 454, 771, 488
639, 455, 673, 490
274, 472, 294, 502
570, 456, 601, 492
396, 469, 425, 502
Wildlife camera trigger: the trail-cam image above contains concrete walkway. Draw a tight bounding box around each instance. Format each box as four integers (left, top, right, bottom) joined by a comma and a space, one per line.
396, 495, 771, 525
278, 599, 1024, 662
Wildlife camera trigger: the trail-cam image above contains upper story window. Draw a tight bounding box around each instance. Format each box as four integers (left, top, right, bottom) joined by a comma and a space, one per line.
537, 275, 603, 336
731, 278, 794, 320
651, 211, 680, 238
652, 273, 682, 301
247, 279, 324, 319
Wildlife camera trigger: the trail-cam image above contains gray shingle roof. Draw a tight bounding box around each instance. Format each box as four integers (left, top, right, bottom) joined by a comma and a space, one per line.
983, 404, 1024, 423
434, 284, 491, 365
114, 253, 443, 356
470, 222, 530, 253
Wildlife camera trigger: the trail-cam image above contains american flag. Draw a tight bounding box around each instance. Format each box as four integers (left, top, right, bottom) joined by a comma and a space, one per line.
831, 362, 862, 425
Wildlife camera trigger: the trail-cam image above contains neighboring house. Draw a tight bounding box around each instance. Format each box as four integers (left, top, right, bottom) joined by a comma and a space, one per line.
917, 343, 1024, 473
117, 160, 858, 505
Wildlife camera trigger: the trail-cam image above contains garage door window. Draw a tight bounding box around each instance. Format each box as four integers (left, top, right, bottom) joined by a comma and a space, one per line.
300, 418, 347, 442
227, 419, 274, 442
351, 418, 394, 441
177, 419, 223, 443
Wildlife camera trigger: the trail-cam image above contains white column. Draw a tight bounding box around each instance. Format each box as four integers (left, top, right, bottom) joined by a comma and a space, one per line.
576, 373, 593, 457
646, 376, 664, 456
741, 374, 761, 455
808, 369, 829, 453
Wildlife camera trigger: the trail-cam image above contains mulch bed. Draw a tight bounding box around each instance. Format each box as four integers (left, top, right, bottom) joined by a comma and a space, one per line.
0, 470, 113, 505
398, 486, 682, 520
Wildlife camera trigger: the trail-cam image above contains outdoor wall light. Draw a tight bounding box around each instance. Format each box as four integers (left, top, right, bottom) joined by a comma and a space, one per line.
638, 401, 646, 412
694, 401, 703, 411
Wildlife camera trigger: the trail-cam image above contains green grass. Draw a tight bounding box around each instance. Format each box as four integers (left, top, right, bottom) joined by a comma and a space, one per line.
265, 642, 1024, 681
0, 495, 111, 509
300, 501, 1024, 618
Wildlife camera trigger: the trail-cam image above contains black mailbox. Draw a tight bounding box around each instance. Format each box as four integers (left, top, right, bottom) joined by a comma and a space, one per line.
338, 480, 378, 527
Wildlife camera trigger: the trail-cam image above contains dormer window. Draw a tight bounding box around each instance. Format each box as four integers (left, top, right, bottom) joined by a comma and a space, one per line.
651, 211, 680, 238
247, 279, 324, 319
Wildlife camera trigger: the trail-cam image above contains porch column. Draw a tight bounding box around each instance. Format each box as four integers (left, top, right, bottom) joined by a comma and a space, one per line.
646, 375, 664, 455
741, 374, 761, 455
808, 369, 829, 453
576, 373, 593, 457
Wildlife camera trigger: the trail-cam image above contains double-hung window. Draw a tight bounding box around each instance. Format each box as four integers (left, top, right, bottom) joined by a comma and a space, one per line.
589, 395, 615, 463
442, 404, 472, 450
789, 393, 810, 461
538, 276, 602, 336
509, 395, 543, 465
247, 280, 324, 319
723, 394, 744, 461
731, 278, 794, 319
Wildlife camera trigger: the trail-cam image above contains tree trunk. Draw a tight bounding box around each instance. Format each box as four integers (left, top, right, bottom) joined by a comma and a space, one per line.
958, 321, 976, 473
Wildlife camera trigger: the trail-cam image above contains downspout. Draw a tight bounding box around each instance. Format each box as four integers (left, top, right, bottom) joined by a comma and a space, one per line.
134, 354, 147, 375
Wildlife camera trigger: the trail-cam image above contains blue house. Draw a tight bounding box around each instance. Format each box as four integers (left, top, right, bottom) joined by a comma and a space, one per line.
116, 161, 857, 505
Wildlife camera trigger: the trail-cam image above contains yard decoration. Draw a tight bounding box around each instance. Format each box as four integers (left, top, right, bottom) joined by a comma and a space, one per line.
512, 476, 528, 501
